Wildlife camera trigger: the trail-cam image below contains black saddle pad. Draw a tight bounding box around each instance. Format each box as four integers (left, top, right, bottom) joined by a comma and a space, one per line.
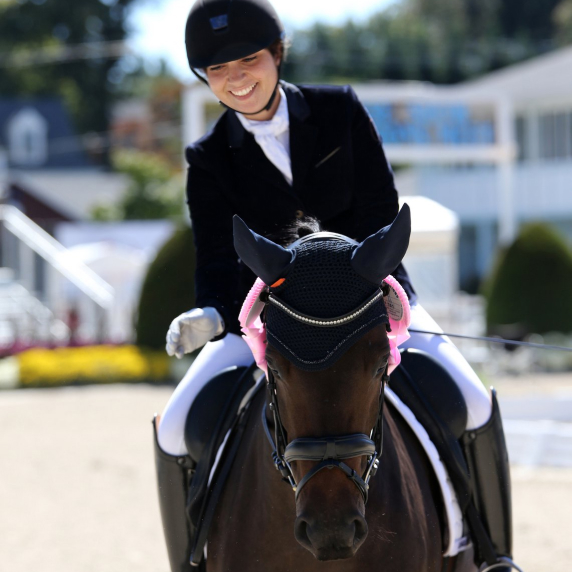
390, 349, 472, 511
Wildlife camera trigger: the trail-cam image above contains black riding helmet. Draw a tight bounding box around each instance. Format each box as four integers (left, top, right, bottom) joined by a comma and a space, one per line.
185, 0, 284, 115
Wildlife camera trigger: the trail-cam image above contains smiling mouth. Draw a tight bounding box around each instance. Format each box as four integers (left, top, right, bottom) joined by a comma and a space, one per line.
230, 83, 257, 97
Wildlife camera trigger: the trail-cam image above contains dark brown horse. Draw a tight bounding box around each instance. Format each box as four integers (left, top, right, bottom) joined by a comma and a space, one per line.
202, 212, 477, 572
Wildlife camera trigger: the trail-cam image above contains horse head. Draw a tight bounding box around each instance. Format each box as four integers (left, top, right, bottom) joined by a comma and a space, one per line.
233, 205, 411, 561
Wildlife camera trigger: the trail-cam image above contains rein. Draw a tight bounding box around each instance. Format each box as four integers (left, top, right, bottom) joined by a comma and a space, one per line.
409, 329, 572, 353
261, 369, 387, 503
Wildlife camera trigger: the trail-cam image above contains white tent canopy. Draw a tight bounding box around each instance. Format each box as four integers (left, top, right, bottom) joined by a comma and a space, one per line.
400, 196, 459, 308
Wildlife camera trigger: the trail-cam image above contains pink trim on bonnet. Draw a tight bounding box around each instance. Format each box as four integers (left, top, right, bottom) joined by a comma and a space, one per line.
239, 278, 269, 375
238, 275, 411, 377
383, 274, 411, 374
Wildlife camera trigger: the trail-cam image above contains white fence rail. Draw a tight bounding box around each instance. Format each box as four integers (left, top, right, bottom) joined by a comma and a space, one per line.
0, 205, 115, 345
0, 205, 114, 308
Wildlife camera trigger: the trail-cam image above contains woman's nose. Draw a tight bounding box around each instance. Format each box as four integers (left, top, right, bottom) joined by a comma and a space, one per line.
227, 62, 244, 84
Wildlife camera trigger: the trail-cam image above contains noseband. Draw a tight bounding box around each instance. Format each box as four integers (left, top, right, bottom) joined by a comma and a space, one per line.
262, 370, 387, 504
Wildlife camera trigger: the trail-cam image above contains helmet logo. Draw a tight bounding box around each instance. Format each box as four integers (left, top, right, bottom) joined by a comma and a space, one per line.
209, 14, 228, 31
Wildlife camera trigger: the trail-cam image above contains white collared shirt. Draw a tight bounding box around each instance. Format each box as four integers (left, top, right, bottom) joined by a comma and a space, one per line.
236, 88, 292, 185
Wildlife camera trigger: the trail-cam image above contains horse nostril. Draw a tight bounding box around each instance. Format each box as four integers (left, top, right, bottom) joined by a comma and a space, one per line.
295, 512, 368, 559
353, 515, 368, 546
294, 517, 312, 550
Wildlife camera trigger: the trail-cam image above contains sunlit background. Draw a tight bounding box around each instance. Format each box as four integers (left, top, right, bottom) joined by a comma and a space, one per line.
1, 0, 571, 570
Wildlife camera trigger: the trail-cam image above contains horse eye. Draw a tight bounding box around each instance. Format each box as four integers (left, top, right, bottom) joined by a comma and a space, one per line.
376, 358, 390, 374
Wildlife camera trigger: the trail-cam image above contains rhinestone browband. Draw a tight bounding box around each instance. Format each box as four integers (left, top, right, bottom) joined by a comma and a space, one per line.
267, 288, 386, 328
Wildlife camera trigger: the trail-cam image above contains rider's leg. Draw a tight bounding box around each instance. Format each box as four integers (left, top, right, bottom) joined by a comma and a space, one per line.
403, 303, 512, 565
153, 418, 195, 572
158, 333, 254, 456
154, 333, 254, 572
402, 303, 492, 430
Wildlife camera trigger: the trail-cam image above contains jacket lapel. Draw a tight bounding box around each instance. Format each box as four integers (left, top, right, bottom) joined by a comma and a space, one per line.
225, 82, 320, 197
284, 82, 319, 192
226, 108, 294, 197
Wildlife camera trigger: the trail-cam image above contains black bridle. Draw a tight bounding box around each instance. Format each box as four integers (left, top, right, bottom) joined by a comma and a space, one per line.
258, 278, 391, 503
261, 364, 388, 504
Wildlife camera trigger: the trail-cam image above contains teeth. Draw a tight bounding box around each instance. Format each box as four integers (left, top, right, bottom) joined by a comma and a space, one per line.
231, 84, 256, 96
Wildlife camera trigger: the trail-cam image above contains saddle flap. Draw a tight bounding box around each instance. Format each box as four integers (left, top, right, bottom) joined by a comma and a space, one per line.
396, 349, 468, 439
184, 365, 257, 464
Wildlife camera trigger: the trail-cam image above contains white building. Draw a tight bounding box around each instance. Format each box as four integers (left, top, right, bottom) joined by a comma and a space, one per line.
413, 47, 572, 290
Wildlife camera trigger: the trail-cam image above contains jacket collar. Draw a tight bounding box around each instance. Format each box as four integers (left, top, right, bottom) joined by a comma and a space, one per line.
227, 81, 310, 149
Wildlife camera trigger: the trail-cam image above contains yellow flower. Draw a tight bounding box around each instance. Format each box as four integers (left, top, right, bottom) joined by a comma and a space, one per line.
17, 345, 170, 387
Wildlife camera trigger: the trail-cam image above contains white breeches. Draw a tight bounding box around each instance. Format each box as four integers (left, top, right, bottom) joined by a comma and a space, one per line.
158, 305, 492, 456
157, 333, 255, 456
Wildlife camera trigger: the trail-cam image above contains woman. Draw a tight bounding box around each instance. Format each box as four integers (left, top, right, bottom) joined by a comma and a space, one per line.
155, 0, 511, 569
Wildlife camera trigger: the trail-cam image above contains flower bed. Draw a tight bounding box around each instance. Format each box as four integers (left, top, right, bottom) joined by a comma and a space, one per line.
16, 345, 171, 388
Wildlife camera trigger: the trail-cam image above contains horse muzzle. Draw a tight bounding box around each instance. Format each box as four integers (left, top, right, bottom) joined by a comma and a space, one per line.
294, 507, 368, 560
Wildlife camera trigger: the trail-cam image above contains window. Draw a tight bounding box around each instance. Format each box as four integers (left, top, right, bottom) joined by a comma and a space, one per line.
554, 112, 568, 159
515, 116, 527, 161
538, 111, 572, 161
7, 108, 48, 167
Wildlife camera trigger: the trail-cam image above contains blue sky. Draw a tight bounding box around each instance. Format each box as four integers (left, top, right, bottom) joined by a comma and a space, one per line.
128, 0, 394, 80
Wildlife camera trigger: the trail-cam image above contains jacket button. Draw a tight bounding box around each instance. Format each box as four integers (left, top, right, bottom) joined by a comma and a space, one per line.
295, 210, 304, 219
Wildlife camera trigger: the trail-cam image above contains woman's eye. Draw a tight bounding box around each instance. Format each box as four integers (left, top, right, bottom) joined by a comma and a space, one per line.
242, 56, 257, 63
209, 65, 223, 72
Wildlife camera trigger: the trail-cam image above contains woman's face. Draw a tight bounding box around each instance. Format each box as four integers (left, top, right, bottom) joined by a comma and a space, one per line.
206, 48, 280, 120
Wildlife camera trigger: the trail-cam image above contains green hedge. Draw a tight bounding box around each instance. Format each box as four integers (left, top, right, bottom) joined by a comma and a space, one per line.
136, 227, 196, 349
484, 223, 572, 336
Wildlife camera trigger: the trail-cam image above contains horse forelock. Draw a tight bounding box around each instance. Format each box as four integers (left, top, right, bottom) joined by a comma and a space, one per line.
268, 216, 323, 248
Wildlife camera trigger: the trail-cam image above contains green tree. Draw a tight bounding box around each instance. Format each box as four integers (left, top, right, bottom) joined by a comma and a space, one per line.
92, 150, 184, 221
282, 0, 567, 85
484, 223, 572, 336
136, 227, 195, 349
0, 0, 139, 151
554, 0, 572, 45
498, 0, 561, 40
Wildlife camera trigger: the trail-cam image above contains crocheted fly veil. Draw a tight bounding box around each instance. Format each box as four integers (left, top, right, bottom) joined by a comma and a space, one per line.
234, 204, 411, 371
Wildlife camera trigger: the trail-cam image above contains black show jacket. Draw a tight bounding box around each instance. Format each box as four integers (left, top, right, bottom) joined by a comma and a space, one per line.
186, 81, 415, 338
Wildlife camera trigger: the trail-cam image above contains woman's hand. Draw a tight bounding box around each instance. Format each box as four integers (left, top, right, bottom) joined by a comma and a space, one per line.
165, 307, 225, 358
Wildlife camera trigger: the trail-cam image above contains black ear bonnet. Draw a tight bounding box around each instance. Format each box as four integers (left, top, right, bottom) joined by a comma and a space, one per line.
233, 205, 411, 371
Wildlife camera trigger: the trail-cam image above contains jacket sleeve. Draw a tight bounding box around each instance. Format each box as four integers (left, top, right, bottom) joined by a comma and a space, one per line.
186, 148, 240, 338
348, 87, 417, 303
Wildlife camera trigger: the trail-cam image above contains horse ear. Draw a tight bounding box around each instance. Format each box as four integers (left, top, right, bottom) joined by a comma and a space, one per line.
233, 215, 295, 286
351, 203, 411, 284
